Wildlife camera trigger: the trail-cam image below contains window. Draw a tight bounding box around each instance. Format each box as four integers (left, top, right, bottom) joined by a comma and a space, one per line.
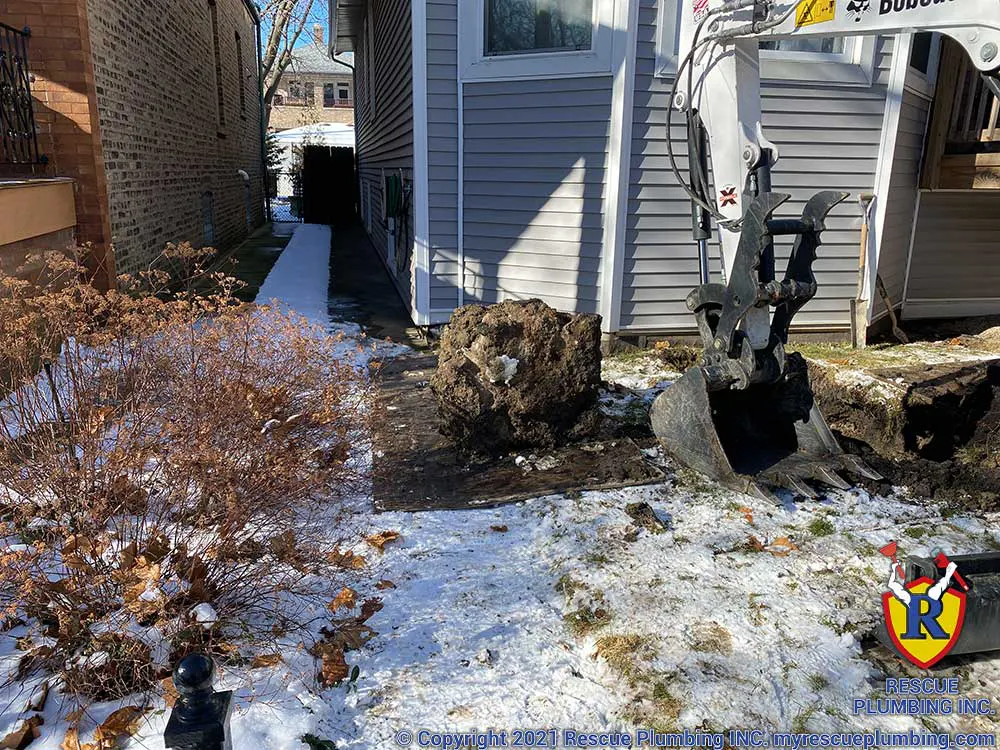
485, 0, 593, 56
460, 0, 616, 81
910, 32, 933, 73
202, 192, 215, 247
655, 1, 875, 87
287, 80, 314, 107
338, 83, 350, 102
904, 32, 940, 98
324, 83, 336, 108
759, 38, 846, 55
208, 0, 225, 129
236, 31, 246, 115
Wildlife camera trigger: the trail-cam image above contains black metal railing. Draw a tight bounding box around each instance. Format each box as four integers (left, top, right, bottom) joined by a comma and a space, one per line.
0, 23, 43, 165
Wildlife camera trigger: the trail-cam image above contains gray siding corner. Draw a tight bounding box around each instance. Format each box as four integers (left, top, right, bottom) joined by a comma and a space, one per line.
873, 89, 930, 319
355, 0, 415, 307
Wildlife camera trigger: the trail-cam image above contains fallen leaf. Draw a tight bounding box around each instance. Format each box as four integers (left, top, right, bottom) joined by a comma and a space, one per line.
1, 715, 42, 750
318, 648, 348, 687
767, 536, 799, 557
327, 548, 366, 569
94, 706, 143, 745
319, 621, 377, 652
738, 506, 754, 525
375, 580, 396, 590
26, 681, 48, 712
250, 653, 283, 669
161, 677, 179, 708
59, 728, 95, 750
490, 525, 509, 533
365, 531, 401, 552
744, 535, 766, 553
359, 598, 383, 622
327, 587, 357, 614
65, 709, 85, 727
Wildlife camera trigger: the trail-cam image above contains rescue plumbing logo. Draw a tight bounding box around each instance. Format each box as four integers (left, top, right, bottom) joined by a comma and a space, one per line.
880, 542, 967, 669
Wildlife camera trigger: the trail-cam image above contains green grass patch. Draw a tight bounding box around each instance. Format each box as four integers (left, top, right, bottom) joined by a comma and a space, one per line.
808, 517, 836, 537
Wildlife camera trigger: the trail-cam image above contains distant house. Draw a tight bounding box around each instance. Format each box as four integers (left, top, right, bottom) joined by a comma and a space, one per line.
330, 0, 1000, 343
0, 0, 265, 285
270, 25, 354, 130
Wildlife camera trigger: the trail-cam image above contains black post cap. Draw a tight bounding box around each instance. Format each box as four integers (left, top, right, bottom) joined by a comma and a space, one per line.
164, 653, 234, 750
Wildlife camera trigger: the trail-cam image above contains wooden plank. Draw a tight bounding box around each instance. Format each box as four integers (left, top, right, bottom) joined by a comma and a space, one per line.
922, 38, 965, 189
939, 153, 1000, 189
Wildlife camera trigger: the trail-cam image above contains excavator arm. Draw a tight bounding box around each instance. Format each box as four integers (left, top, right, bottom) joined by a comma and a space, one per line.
650, 0, 1000, 499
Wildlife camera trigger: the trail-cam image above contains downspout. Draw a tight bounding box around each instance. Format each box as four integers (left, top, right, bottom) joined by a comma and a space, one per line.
456, 0, 465, 307
245, 0, 270, 224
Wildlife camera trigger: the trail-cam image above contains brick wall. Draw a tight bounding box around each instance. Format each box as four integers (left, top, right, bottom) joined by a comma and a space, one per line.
270, 103, 355, 130
84, 0, 264, 274
270, 73, 355, 130
1, 0, 115, 286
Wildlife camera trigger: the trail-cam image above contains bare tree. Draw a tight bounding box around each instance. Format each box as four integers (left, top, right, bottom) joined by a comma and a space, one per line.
261, 0, 319, 126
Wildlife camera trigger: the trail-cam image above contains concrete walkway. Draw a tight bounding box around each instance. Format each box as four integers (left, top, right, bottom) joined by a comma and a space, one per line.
255, 223, 331, 325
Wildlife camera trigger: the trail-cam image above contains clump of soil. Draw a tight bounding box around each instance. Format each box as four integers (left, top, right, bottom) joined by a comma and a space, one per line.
431, 299, 602, 454
809, 359, 1000, 508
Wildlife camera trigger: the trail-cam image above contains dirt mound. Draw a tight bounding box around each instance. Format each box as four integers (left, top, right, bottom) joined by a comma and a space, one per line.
430, 299, 602, 454
810, 359, 1000, 507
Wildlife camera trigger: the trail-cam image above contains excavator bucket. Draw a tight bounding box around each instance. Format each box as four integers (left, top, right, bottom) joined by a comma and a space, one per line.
650, 357, 879, 501
649, 190, 881, 500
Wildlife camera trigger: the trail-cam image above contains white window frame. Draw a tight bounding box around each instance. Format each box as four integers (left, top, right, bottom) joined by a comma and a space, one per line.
459, 0, 618, 81
655, 0, 877, 87
904, 31, 941, 99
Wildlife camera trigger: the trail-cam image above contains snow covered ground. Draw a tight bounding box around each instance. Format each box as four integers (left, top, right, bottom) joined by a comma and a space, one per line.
5, 225, 999, 749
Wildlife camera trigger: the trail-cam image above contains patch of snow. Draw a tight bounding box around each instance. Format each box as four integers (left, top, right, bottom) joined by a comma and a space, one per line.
255, 224, 332, 327
497, 354, 519, 385
190, 603, 218, 630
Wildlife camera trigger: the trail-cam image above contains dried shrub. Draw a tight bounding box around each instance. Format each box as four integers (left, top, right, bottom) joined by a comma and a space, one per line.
0, 247, 374, 702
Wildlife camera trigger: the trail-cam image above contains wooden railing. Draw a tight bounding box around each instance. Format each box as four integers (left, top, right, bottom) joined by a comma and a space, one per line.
922, 38, 1000, 189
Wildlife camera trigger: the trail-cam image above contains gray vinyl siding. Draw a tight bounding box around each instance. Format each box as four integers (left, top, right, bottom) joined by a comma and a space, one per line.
460, 77, 611, 314
427, 0, 460, 310
355, 0, 414, 306
872, 88, 930, 319
903, 192, 1000, 318
621, 0, 894, 332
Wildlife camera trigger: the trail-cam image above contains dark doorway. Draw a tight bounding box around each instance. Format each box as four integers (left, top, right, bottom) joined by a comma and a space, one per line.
301, 145, 357, 227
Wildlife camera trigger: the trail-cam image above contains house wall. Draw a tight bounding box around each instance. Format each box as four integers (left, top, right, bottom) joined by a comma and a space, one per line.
3, 0, 115, 286
621, 0, 895, 332
85, 0, 264, 274
426, 0, 459, 311
423, 2, 614, 317
902, 191, 1000, 319
354, 0, 414, 303
460, 77, 610, 315
270, 72, 355, 130
871, 87, 930, 319
416, 0, 901, 335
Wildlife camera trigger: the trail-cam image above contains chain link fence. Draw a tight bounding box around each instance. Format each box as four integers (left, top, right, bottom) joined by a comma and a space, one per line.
267, 168, 303, 223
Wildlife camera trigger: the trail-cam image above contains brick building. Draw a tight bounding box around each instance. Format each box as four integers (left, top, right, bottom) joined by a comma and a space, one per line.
0, 0, 265, 284
269, 25, 353, 131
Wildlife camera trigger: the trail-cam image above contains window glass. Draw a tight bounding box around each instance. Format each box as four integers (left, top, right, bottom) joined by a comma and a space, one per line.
485, 0, 593, 56
338, 84, 350, 100
759, 38, 845, 54
324, 83, 336, 108
910, 32, 932, 73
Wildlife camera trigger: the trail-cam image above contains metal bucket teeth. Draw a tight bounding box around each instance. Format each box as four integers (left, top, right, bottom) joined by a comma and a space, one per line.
804, 465, 852, 491
840, 454, 883, 481
651, 360, 869, 503
778, 473, 818, 499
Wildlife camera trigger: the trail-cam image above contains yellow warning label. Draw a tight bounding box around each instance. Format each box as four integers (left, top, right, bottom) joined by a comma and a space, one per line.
795, 0, 835, 26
